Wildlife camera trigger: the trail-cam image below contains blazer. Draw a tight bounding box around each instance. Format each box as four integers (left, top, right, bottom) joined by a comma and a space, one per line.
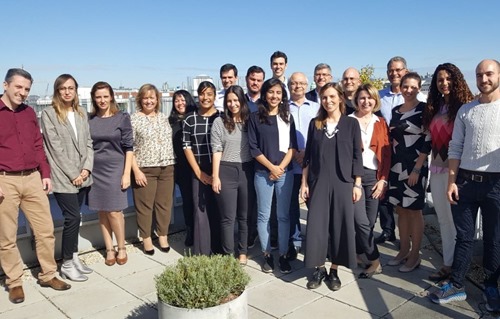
41, 107, 93, 193
369, 117, 391, 182
305, 89, 318, 103
303, 116, 364, 184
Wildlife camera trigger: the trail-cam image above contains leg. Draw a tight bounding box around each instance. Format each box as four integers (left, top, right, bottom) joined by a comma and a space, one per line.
376, 197, 396, 242
216, 164, 238, 255
480, 177, 500, 288
175, 164, 194, 245
108, 211, 126, 259
98, 211, 116, 261
53, 193, 82, 260
155, 166, 174, 247
394, 206, 411, 260
133, 167, 158, 250
405, 208, 424, 266
275, 171, 293, 257
192, 173, 212, 255
288, 174, 302, 242
254, 171, 274, 254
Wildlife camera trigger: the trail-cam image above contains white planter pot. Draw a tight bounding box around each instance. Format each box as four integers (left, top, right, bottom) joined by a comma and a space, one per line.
157, 289, 247, 319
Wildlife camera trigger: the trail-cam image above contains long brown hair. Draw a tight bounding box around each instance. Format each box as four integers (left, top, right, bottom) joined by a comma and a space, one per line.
90, 81, 119, 116
52, 74, 83, 123
314, 82, 345, 130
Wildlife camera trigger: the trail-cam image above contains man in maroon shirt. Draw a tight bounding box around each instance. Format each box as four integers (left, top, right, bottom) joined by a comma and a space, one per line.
0, 68, 71, 304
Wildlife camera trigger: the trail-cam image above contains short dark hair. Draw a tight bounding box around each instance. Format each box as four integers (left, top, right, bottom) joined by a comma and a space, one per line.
400, 72, 421, 88
5, 68, 33, 84
197, 81, 216, 96
246, 65, 265, 78
270, 51, 288, 64
220, 63, 238, 77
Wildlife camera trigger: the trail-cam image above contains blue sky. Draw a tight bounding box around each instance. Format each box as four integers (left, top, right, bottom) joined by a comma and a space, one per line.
2, 0, 498, 96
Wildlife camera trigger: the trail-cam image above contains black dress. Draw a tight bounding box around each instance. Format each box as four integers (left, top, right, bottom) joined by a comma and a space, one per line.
303, 116, 363, 269
387, 102, 431, 210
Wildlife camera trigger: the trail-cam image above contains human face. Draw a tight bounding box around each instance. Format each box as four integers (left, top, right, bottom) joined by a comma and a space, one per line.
289, 73, 308, 100
2, 75, 31, 108
341, 69, 361, 95
199, 87, 215, 110
321, 87, 341, 116
226, 92, 241, 116
356, 90, 376, 116
141, 90, 157, 115
314, 68, 332, 89
221, 70, 237, 89
387, 61, 408, 86
265, 84, 282, 110
246, 72, 264, 95
271, 57, 287, 78
401, 78, 420, 103
93, 88, 112, 115
58, 78, 77, 106
436, 70, 452, 96
174, 94, 186, 115
476, 61, 500, 95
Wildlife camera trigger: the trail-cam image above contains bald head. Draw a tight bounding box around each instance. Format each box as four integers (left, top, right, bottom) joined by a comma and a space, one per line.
341, 67, 361, 98
476, 59, 500, 97
288, 72, 308, 101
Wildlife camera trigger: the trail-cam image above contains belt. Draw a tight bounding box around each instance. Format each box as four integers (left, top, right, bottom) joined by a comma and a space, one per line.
0, 168, 38, 176
458, 169, 500, 183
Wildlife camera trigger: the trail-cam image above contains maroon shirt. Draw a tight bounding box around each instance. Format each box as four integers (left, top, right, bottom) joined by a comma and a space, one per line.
0, 97, 51, 179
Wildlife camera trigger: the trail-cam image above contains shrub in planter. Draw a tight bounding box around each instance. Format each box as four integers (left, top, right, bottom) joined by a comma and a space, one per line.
155, 254, 250, 309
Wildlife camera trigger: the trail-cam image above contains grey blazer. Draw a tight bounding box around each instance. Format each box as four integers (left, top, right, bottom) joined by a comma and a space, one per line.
41, 106, 94, 193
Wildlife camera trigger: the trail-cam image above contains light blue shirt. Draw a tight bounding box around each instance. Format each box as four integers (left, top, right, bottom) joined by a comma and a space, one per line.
379, 87, 427, 124
289, 98, 320, 174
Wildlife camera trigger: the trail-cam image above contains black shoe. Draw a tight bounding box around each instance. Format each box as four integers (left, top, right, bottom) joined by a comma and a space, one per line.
144, 249, 155, 255
248, 235, 258, 249
184, 227, 194, 247
307, 267, 326, 289
262, 254, 274, 273
270, 240, 278, 251
279, 255, 291, 274
375, 232, 396, 244
286, 244, 297, 261
325, 270, 342, 291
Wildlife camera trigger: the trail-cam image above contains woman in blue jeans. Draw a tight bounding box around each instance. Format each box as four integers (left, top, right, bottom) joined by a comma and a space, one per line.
248, 78, 297, 274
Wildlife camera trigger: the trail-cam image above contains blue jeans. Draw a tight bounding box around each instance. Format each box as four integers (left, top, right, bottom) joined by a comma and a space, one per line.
450, 170, 500, 288
254, 170, 293, 255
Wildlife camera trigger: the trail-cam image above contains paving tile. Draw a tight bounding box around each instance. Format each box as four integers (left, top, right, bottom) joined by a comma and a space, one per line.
35, 271, 107, 298
389, 294, 480, 319
113, 266, 164, 298
0, 279, 45, 314
87, 299, 158, 319
247, 279, 321, 318
0, 299, 68, 319
49, 279, 137, 318
244, 265, 277, 289
92, 252, 163, 279
248, 305, 276, 318
283, 296, 373, 319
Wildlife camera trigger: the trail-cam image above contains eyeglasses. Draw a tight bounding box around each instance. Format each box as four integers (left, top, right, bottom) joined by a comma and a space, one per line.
290, 82, 307, 86
388, 68, 405, 74
59, 87, 76, 92
314, 73, 331, 78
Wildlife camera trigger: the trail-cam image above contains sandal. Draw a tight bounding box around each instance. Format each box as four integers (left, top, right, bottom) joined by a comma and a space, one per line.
116, 247, 128, 265
428, 267, 451, 282
105, 249, 116, 266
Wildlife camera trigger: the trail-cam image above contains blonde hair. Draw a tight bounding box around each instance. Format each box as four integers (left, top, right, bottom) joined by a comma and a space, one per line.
52, 74, 83, 123
353, 83, 382, 113
136, 84, 161, 113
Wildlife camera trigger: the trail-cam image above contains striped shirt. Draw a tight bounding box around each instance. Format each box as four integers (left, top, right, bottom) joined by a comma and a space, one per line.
211, 117, 252, 163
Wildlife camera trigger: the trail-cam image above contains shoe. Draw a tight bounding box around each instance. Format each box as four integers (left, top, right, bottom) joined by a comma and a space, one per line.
429, 267, 451, 282
248, 235, 258, 249
39, 277, 71, 290
238, 254, 248, 266
8, 286, 24, 304
144, 248, 155, 255
285, 244, 297, 261
483, 286, 500, 312
262, 254, 274, 273
399, 258, 421, 273
105, 249, 116, 266
160, 246, 171, 253
279, 255, 291, 274
429, 281, 466, 304
116, 247, 128, 265
359, 264, 383, 279
307, 267, 327, 289
72, 253, 93, 274
375, 232, 396, 244
387, 253, 409, 266
60, 260, 88, 282
184, 227, 194, 247
270, 240, 278, 251
325, 270, 342, 291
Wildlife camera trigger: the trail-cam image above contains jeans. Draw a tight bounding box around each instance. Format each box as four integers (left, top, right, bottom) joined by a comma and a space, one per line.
450, 170, 500, 288
254, 170, 293, 255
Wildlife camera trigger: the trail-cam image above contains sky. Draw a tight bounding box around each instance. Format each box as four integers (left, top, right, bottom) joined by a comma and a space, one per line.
2, 0, 498, 96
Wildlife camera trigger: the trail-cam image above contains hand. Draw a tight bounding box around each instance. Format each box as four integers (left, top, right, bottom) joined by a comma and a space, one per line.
72, 175, 84, 187
447, 183, 459, 205
212, 176, 221, 194
371, 181, 386, 199
269, 165, 284, 180
135, 170, 148, 187
198, 171, 212, 185
42, 178, 52, 194
0, 185, 4, 198
121, 174, 131, 190
300, 184, 309, 201
80, 169, 90, 181
294, 151, 305, 166
352, 186, 362, 203
408, 171, 419, 187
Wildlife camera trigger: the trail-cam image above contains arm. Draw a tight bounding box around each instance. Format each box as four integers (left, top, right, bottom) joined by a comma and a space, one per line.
120, 113, 134, 189
122, 151, 133, 189
447, 158, 460, 204
132, 155, 147, 187
211, 152, 222, 193
353, 176, 362, 203
184, 148, 212, 184
81, 110, 94, 181
408, 125, 431, 187
300, 165, 310, 201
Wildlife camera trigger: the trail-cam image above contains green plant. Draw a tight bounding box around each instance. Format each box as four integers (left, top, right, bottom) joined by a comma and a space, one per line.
155, 254, 250, 309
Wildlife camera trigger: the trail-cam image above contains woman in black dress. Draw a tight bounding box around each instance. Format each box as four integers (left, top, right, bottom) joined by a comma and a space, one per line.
301, 83, 363, 290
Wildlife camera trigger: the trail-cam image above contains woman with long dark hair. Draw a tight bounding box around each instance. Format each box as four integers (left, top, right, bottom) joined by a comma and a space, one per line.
423, 63, 474, 281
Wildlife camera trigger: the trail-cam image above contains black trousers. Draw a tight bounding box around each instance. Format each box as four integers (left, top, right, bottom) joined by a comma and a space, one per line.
215, 162, 254, 255
53, 187, 88, 260
378, 195, 395, 236
175, 163, 194, 230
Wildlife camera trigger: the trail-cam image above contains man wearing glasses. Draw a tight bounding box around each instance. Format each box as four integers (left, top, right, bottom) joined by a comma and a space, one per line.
341, 67, 362, 115
306, 63, 333, 103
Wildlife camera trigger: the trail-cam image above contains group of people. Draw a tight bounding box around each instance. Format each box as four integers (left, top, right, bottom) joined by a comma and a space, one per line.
0, 53, 499, 312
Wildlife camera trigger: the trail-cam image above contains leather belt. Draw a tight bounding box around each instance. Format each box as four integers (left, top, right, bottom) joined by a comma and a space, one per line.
0, 168, 38, 176
458, 169, 500, 183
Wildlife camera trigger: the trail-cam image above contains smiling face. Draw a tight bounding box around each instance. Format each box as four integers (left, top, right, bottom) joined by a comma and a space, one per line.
289, 73, 307, 100
356, 90, 376, 116
93, 88, 112, 115
436, 70, 452, 97
314, 67, 332, 89
265, 84, 283, 110
221, 69, 237, 89
174, 94, 186, 115
140, 90, 158, 115
225, 92, 241, 116
476, 60, 500, 95
341, 68, 361, 96
271, 57, 287, 78
58, 78, 77, 106
199, 87, 216, 110
401, 78, 421, 103
321, 86, 341, 116
387, 61, 408, 87
2, 75, 31, 108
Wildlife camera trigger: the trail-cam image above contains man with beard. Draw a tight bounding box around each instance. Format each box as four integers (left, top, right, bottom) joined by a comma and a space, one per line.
430, 59, 500, 312
306, 63, 332, 103
245, 66, 265, 113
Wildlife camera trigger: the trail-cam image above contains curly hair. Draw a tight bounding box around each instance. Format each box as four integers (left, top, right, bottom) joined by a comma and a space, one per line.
423, 63, 474, 129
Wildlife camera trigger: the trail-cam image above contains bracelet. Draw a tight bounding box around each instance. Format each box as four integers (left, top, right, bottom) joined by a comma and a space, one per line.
412, 167, 421, 174
354, 184, 363, 190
